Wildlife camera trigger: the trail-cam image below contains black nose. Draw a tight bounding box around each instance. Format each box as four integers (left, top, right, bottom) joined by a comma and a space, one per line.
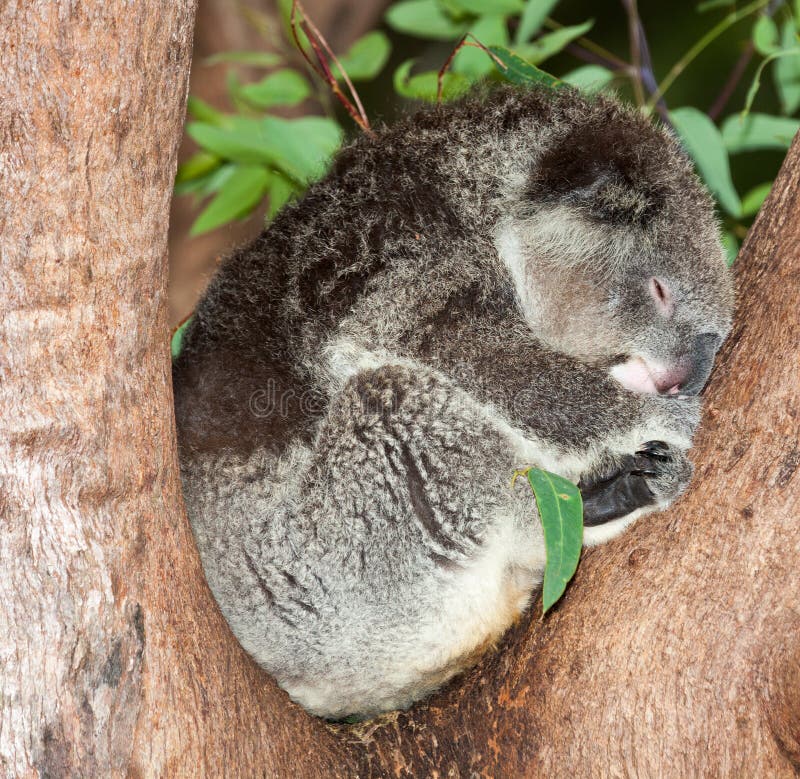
681, 332, 722, 395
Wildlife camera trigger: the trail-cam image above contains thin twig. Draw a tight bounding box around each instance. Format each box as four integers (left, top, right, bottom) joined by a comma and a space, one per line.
632, 11, 671, 125
708, 41, 755, 120
543, 18, 630, 71
290, 0, 373, 135
621, 0, 646, 107
436, 34, 505, 103
562, 42, 631, 74
646, 0, 771, 113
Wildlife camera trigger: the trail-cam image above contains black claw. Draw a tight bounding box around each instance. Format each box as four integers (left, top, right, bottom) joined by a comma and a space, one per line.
579, 445, 674, 526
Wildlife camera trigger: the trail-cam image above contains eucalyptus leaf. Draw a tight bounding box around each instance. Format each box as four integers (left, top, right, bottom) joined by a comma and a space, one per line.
393, 59, 471, 101
561, 64, 614, 92
187, 120, 275, 166
171, 316, 193, 360
752, 15, 779, 55
174, 163, 237, 197
525, 468, 583, 615
518, 20, 594, 65
670, 106, 742, 217
742, 48, 800, 116
257, 116, 343, 184
721, 231, 740, 266
385, 0, 466, 40
774, 20, 800, 114
175, 151, 221, 184
740, 181, 772, 216
452, 14, 509, 78
515, 0, 560, 44
722, 113, 800, 152
186, 96, 226, 126
331, 31, 392, 81
488, 45, 560, 86
189, 116, 342, 185
238, 69, 311, 108
267, 173, 297, 219
190, 164, 271, 236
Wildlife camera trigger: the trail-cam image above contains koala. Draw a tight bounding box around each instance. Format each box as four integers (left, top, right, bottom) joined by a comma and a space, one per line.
173, 84, 734, 720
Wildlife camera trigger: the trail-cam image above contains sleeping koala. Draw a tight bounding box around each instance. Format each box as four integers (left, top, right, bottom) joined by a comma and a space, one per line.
173, 84, 734, 719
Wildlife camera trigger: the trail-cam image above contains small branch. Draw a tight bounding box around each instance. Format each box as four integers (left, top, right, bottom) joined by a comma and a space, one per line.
707, 0, 782, 121
621, 0, 646, 107
562, 42, 632, 75
646, 0, 770, 113
436, 35, 505, 103
631, 12, 672, 125
543, 18, 630, 72
290, 0, 373, 135
708, 41, 755, 121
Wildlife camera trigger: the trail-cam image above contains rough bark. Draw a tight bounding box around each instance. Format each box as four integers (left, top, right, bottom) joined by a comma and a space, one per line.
1, 0, 798, 774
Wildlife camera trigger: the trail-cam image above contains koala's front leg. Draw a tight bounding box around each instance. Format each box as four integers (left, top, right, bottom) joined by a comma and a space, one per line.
577, 393, 700, 542
578, 442, 693, 526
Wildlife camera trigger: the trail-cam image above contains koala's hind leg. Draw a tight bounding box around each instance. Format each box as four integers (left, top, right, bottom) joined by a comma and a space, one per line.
282, 362, 548, 717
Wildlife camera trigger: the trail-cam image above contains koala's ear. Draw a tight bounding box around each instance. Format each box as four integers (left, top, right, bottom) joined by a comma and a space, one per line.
526, 113, 668, 225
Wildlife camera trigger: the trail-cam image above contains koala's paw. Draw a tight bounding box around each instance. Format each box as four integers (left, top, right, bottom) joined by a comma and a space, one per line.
578, 442, 693, 527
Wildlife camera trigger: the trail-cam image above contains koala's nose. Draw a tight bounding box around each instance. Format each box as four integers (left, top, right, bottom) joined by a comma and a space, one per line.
680, 332, 722, 395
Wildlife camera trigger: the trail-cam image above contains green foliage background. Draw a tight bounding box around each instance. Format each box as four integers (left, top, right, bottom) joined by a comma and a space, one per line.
176, 0, 800, 266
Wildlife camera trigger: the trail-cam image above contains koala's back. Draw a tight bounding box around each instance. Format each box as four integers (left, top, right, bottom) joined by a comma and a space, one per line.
173, 86, 567, 459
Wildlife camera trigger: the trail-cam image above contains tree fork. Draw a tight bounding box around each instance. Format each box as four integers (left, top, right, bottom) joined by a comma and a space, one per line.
1, 1, 798, 775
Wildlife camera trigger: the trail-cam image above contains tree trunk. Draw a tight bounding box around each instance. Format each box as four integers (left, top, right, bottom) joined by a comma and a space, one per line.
1, 0, 798, 773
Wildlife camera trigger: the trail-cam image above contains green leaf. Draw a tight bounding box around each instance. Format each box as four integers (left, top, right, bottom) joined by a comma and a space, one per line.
171, 316, 193, 360
452, 14, 509, 77
670, 106, 742, 217
487, 46, 560, 86
722, 113, 800, 152
516, 0, 560, 44
393, 59, 471, 101
238, 69, 311, 108
203, 51, 283, 68
332, 31, 392, 81
175, 151, 221, 184
740, 181, 772, 216
187, 120, 274, 165
257, 116, 343, 184
267, 172, 297, 219
190, 164, 271, 236
449, 0, 524, 14
518, 20, 594, 65
721, 231, 739, 266
742, 48, 800, 117
187, 116, 342, 185
174, 163, 237, 196
385, 0, 466, 40
525, 468, 583, 615
774, 20, 800, 113
561, 64, 614, 92
752, 15, 779, 55
186, 96, 225, 126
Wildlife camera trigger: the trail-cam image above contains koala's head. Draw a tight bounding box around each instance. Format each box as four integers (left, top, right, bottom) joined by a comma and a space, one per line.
499, 91, 734, 396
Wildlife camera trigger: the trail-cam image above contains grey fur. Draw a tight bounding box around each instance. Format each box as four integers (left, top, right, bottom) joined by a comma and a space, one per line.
173, 85, 734, 719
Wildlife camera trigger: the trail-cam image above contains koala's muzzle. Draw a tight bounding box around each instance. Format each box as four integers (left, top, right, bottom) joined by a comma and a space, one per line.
679, 332, 722, 395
